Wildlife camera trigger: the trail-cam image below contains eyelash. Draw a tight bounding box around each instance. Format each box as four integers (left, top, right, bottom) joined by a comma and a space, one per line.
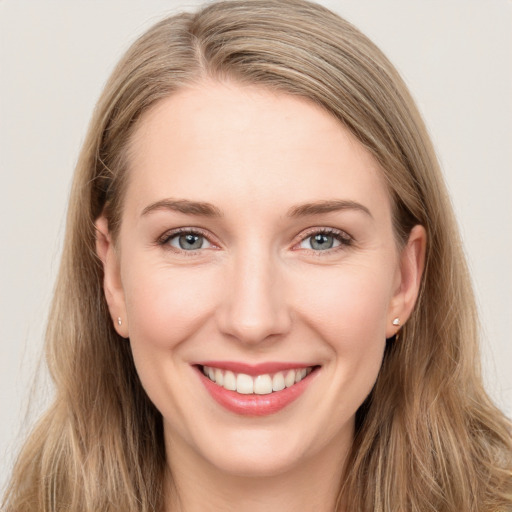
157, 227, 215, 255
157, 227, 353, 255
296, 227, 353, 254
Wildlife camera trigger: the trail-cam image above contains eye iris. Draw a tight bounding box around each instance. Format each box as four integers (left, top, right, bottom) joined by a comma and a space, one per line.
179, 233, 203, 250
311, 233, 334, 250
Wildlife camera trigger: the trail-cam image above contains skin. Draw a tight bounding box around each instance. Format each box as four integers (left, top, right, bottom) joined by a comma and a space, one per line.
96, 81, 425, 512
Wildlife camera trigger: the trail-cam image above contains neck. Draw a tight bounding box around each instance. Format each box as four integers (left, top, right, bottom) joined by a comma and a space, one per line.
164, 431, 350, 512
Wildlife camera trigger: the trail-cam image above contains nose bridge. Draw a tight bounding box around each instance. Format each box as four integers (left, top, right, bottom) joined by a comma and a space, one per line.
217, 242, 291, 344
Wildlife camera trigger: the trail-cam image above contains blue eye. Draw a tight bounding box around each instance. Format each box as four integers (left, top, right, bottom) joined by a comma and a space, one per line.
298, 230, 351, 251
167, 232, 212, 251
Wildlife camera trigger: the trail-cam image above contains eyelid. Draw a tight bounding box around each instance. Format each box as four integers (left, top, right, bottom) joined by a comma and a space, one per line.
156, 226, 353, 255
292, 226, 353, 252
157, 227, 219, 252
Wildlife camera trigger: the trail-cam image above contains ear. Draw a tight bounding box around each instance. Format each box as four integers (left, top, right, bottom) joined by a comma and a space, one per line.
95, 216, 129, 338
386, 224, 426, 338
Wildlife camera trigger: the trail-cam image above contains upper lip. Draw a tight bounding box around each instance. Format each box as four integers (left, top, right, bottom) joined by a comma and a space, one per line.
195, 361, 316, 376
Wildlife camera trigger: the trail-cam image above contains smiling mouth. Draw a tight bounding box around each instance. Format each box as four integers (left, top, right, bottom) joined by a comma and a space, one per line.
200, 365, 316, 395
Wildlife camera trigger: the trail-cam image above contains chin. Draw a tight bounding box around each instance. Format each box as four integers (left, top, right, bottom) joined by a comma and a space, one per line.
185, 418, 339, 479
204, 443, 307, 479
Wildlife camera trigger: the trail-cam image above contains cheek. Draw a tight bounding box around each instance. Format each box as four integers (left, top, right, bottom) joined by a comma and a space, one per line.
293, 262, 393, 342
292, 263, 393, 410
122, 262, 219, 350
120, 262, 222, 431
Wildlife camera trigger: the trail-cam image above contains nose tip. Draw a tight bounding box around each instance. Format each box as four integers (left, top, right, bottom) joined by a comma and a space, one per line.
216, 258, 292, 345
223, 303, 291, 345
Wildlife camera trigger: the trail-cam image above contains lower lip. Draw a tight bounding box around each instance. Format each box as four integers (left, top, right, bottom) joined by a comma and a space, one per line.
196, 367, 318, 416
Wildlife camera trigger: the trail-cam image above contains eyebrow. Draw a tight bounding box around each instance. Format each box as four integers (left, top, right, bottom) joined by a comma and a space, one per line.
141, 198, 371, 219
141, 199, 223, 217
287, 199, 372, 218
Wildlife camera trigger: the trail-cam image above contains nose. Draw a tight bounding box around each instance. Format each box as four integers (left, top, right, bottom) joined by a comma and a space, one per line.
216, 248, 292, 345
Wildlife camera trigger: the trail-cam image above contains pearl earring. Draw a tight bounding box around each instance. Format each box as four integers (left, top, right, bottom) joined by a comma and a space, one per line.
117, 317, 122, 326
392, 317, 401, 326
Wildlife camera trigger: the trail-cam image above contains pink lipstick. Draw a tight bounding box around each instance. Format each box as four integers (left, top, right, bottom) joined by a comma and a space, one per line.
195, 361, 319, 416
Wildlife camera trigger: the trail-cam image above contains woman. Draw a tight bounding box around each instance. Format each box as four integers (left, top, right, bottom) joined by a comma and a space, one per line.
3, 1, 511, 510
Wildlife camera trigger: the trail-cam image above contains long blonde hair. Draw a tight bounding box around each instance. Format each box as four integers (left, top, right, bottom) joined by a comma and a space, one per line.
3, 1, 511, 511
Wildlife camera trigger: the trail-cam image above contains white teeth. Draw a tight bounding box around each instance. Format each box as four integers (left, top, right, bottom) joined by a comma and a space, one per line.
236, 373, 254, 394
272, 372, 285, 391
284, 370, 296, 388
295, 368, 307, 383
223, 370, 236, 391
202, 365, 314, 394
254, 374, 273, 395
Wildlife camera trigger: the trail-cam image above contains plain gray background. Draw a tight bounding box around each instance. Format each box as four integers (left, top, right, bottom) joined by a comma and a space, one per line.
1, 0, 511, 490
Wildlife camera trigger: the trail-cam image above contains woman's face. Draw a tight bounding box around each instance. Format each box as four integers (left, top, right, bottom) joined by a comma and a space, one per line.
98, 81, 424, 478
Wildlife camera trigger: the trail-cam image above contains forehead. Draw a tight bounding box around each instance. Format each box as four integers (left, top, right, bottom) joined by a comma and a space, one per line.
124, 81, 391, 221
